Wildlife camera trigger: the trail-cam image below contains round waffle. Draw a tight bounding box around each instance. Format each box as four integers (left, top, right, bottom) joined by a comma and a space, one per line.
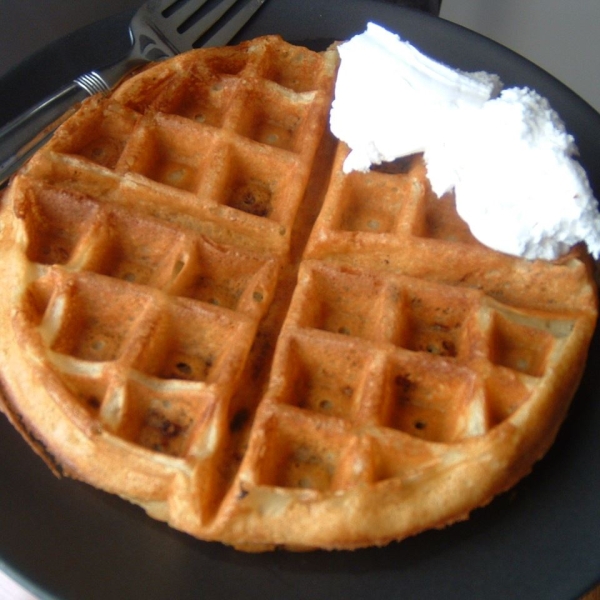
0, 35, 597, 551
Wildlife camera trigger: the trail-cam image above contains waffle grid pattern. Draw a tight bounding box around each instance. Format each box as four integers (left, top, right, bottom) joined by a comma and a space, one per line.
227, 144, 589, 501
12, 37, 338, 471
2, 37, 596, 549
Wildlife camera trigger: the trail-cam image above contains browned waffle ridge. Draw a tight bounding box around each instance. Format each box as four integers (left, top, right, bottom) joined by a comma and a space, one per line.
0, 35, 597, 551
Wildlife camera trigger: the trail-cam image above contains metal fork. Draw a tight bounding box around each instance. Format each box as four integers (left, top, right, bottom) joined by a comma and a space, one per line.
0, 0, 267, 186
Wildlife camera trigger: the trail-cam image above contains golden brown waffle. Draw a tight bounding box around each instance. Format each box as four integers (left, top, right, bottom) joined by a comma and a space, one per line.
0, 36, 597, 551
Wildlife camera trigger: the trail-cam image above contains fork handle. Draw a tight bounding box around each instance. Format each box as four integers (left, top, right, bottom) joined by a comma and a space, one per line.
0, 72, 110, 186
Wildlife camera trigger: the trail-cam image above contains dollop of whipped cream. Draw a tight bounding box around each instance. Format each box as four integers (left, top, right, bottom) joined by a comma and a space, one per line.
329, 22, 600, 260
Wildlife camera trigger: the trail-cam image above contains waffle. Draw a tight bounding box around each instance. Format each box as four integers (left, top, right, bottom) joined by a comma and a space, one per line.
0, 35, 597, 551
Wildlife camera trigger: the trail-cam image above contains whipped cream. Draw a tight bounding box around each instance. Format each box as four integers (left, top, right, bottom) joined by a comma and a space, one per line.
329, 22, 600, 260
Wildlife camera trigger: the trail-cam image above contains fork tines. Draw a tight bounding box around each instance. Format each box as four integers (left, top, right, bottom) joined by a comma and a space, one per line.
157, 0, 266, 49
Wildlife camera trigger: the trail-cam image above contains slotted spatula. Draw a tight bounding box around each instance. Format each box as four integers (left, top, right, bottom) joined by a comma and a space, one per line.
0, 0, 267, 185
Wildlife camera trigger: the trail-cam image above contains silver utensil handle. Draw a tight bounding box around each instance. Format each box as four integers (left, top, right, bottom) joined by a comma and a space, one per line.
0, 72, 110, 186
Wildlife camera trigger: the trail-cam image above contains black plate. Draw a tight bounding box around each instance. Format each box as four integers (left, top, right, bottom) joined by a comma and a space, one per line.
1, 2, 600, 599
